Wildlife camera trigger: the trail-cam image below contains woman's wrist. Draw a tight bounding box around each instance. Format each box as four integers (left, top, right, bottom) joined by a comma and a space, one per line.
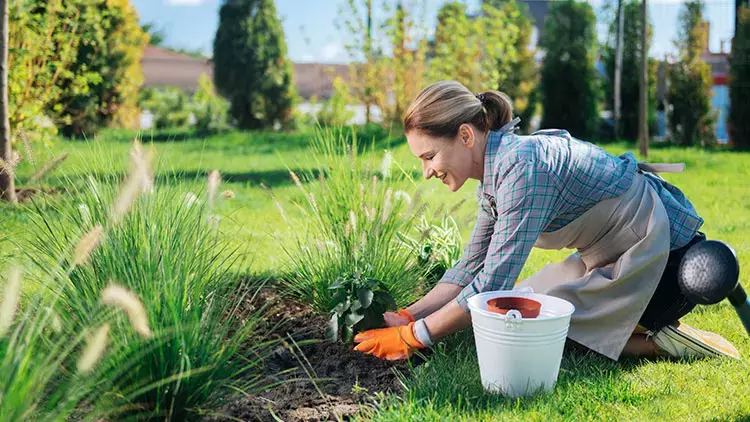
412, 318, 434, 347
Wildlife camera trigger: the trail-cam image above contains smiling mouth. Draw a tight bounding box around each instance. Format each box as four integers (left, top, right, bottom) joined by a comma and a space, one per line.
439, 174, 448, 184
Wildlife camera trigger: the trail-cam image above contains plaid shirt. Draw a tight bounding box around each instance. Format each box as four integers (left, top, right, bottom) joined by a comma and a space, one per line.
443, 127, 704, 311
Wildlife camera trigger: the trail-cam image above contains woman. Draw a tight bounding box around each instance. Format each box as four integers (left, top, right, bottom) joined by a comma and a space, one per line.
353, 81, 740, 362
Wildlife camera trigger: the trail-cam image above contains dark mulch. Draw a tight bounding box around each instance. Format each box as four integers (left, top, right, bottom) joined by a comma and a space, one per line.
209, 288, 421, 422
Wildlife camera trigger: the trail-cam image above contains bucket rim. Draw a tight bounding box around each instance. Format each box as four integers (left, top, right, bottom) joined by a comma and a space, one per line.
468, 290, 575, 321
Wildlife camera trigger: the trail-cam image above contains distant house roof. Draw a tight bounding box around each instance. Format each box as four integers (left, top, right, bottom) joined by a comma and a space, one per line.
140, 46, 351, 99
141, 46, 213, 91
293, 63, 351, 100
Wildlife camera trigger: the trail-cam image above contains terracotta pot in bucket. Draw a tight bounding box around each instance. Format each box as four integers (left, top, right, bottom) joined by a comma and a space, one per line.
486, 296, 541, 319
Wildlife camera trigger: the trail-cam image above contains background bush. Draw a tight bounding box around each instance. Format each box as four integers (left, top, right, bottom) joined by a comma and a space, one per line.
213, 0, 296, 130
540, 0, 602, 140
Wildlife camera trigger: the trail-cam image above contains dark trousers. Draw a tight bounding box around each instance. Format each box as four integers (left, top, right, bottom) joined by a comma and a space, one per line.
637, 232, 707, 331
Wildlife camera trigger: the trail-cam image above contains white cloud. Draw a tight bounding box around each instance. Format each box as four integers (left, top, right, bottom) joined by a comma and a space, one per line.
320, 43, 343, 62
301, 54, 315, 62
166, 0, 207, 6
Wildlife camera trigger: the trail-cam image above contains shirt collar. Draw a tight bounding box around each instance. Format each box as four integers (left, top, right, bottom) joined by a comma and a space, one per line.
480, 117, 521, 196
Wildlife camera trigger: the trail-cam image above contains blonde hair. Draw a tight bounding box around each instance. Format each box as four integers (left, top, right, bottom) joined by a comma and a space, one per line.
403, 81, 514, 138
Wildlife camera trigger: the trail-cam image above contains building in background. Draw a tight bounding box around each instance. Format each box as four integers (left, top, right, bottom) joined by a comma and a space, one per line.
139, 46, 374, 126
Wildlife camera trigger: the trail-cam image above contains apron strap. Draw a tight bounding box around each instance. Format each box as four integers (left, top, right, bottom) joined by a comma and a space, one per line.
637, 162, 686, 173
498, 116, 521, 134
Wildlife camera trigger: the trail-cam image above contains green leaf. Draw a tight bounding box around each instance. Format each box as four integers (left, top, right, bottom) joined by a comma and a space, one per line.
344, 310, 365, 327
357, 288, 374, 308
374, 291, 397, 311
326, 313, 339, 341
342, 325, 354, 344
328, 278, 346, 290
351, 299, 362, 312
332, 297, 351, 317
364, 278, 380, 289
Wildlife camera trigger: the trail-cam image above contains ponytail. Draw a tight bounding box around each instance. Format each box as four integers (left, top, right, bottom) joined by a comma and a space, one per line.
404, 81, 514, 138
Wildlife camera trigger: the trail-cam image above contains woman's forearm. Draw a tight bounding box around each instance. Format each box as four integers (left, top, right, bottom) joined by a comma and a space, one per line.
406, 282, 464, 319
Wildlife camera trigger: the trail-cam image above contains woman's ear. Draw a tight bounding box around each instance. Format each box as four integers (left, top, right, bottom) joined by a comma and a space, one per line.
458, 124, 476, 147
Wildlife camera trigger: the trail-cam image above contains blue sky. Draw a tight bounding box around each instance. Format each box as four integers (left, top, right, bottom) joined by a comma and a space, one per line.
132, 0, 737, 62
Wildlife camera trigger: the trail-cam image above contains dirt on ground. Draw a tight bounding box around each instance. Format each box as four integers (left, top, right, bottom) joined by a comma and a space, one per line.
210, 288, 420, 422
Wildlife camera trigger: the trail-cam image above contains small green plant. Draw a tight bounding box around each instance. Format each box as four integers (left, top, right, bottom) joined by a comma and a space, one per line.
397, 211, 464, 284
326, 267, 398, 343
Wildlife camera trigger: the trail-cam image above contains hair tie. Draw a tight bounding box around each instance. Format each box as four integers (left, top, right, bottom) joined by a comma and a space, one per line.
476, 93, 486, 104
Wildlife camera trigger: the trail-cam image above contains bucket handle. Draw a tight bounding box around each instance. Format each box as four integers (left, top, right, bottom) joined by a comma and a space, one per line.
504, 309, 523, 330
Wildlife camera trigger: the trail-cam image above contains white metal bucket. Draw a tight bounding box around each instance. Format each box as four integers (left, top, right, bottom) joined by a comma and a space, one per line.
467, 289, 575, 398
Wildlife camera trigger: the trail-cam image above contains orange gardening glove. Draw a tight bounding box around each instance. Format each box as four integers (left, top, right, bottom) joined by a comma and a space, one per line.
353, 322, 425, 360
383, 309, 415, 327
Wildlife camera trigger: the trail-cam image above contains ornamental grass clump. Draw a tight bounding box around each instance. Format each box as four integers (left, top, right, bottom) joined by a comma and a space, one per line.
279, 127, 427, 340
22, 142, 272, 420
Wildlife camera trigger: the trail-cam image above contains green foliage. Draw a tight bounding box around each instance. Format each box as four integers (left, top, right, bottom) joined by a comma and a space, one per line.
279, 127, 426, 316
138, 87, 193, 130
54, 0, 148, 137
192, 74, 232, 133
23, 146, 270, 420
326, 268, 397, 343
602, 0, 658, 141
336, 0, 381, 125
397, 211, 463, 285
427, 2, 519, 93
0, 269, 112, 421
315, 77, 355, 127
540, 0, 602, 140
729, 7, 750, 150
666, 0, 715, 147
138, 75, 231, 133
377, 0, 429, 125
213, 0, 296, 130
8, 0, 89, 144
484, 0, 538, 134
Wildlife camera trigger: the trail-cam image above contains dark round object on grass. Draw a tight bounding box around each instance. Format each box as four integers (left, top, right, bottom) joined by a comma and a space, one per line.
678, 240, 740, 305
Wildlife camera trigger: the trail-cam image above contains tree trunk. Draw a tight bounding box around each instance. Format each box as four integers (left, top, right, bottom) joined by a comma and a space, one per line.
365, 0, 372, 125
0, 0, 16, 203
639, 0, 649, 158
614, 0, 624, 140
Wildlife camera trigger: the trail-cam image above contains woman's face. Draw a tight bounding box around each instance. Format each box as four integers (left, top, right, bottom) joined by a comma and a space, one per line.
406, 124, 481, 192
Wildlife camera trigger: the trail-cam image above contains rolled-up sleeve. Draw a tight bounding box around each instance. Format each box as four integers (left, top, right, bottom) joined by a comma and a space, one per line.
438, 193, 497, 288
455, 160, 559, 311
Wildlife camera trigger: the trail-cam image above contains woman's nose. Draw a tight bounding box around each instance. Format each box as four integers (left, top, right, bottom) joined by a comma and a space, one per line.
422, 163, 434, 180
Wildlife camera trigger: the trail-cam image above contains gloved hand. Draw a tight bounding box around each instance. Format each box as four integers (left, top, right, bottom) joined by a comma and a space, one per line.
383, 309, 414, 327
353, 322, 425, 360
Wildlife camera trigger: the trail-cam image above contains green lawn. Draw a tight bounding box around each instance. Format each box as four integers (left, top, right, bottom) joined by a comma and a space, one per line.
2, 129, 749, 421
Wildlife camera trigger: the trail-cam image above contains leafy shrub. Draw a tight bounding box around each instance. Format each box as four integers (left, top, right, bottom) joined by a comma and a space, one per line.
192, 74, 231, 133
213, 0, 296, 130
316, 76, 355, 127
730, 7, 750, 150
54, 0, 148, 137
666, 0, 715, 147
602, 0, 658, 141
540, 0, 602, 140
9, 0, 89, 144
279, 127, 426, 329
23, 143, 270, 420
138, 87, 193, 130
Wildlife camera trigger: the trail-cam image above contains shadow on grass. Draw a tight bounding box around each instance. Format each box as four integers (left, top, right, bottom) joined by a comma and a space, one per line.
81, 125, 407, 153
50, 167, 325, 191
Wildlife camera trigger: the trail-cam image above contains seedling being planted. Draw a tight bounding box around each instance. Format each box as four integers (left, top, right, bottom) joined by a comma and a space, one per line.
326, 269, 398, 343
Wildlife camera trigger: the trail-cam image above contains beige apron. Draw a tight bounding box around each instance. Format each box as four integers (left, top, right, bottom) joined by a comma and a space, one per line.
516, 166, 678, 360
